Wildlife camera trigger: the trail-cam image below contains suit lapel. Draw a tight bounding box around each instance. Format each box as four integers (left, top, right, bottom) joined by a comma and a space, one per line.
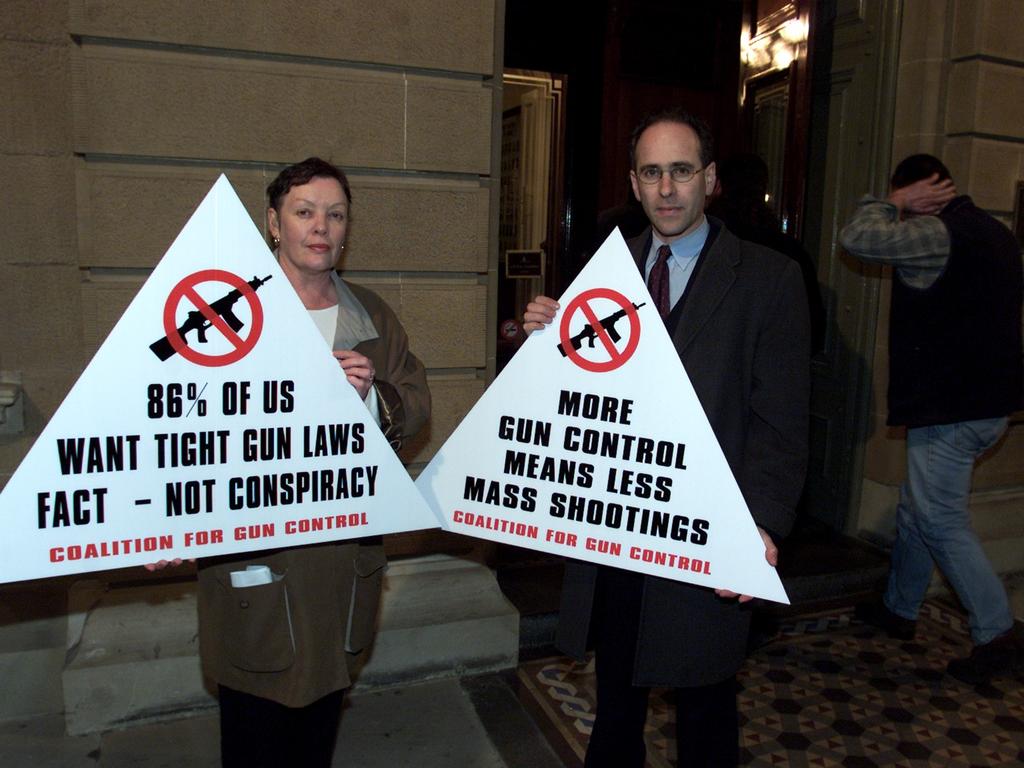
627, 222, 738, 355
628, 230, 652, 274
673, 225, 736, 353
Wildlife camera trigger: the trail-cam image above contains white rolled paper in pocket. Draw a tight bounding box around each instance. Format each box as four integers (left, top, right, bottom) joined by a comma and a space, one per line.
230, 565, 273, 588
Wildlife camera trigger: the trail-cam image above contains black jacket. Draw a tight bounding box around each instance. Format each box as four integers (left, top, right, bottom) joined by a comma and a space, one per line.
888, 196, 1023, 427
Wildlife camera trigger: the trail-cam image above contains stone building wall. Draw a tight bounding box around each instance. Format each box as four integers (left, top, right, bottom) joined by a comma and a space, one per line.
0, 0, 502, 722
2, 0, 502, 535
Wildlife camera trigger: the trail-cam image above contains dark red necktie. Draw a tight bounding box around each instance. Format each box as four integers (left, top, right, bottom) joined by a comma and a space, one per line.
648, 244, 672, 318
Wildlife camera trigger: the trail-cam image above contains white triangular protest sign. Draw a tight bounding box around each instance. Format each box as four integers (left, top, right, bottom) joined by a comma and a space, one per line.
417, 229, 788, 603
0, 175, 438, 584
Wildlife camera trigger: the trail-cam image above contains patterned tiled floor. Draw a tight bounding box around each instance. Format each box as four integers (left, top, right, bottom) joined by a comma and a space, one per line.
517, 602, 1024, 767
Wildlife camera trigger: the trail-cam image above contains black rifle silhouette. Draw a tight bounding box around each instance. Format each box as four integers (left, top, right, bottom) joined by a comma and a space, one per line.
150, 274, 273, 361
557, 301, 646, 357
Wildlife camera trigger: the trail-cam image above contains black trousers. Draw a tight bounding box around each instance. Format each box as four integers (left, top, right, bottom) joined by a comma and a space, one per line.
583, 567, 739, 768
218, 685, 344, 768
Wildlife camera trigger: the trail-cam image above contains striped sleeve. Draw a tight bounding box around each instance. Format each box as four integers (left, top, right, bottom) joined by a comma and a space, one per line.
838, 195, 950, 289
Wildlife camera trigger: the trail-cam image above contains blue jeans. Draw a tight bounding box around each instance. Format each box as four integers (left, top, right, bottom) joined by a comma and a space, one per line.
884, 417, 1012, 645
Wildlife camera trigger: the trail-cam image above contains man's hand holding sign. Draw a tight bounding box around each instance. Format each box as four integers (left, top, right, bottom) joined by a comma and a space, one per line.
716, 526, 780, 604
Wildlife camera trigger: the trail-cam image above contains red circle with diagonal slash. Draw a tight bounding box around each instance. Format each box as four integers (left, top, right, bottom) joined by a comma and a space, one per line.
163, 270, 264, 367
559, 288, 642, 372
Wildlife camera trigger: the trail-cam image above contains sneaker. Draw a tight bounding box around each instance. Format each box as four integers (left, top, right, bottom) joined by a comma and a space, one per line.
854, 599, 916, 640
947, 631, 1020, 685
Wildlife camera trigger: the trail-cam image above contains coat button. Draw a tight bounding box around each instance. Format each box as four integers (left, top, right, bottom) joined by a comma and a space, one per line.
239, 600, 249, 609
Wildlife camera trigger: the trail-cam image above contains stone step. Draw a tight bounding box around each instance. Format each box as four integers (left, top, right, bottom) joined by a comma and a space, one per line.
353, 556, 519, 688
1007, 571, 1024, 619
62, 579, 214, 736
774, 518, 890, 611
0, 582, 68, 723
61, 555, 518, 735
971, 489, 1024, 546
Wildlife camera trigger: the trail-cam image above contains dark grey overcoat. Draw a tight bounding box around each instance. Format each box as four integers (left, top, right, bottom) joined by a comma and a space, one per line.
556, 219, 810, 687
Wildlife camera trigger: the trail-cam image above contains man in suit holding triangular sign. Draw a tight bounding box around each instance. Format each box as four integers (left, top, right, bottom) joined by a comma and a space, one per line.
525, 108, 810, 767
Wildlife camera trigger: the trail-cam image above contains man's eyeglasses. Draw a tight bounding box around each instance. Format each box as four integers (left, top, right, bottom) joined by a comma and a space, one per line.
635, 165, 705, 185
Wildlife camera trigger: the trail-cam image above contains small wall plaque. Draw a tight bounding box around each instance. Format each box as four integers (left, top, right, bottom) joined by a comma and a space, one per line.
505, 249, 544, 279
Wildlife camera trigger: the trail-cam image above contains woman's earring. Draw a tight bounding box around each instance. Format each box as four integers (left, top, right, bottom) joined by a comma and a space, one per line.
272, 235, 280, 247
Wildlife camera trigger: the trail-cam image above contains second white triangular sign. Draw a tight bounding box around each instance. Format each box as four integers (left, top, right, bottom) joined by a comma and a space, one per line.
417, 229, 789, 603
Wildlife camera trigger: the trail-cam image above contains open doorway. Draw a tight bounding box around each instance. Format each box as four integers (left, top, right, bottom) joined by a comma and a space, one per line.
496, 70, 566, 372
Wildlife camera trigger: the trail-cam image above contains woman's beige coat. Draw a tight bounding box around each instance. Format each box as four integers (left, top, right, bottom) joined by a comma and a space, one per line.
197, 279, 429, 707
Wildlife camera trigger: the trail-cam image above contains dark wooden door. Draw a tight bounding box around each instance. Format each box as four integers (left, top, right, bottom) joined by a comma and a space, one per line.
801, 0, 903, 532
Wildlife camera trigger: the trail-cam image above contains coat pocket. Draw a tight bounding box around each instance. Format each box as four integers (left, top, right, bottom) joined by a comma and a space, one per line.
344, 548, 387, 653
215, 574, 296, 672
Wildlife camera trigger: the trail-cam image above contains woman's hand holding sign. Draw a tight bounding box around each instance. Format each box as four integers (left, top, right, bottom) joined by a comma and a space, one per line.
333, 349, 375, 399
